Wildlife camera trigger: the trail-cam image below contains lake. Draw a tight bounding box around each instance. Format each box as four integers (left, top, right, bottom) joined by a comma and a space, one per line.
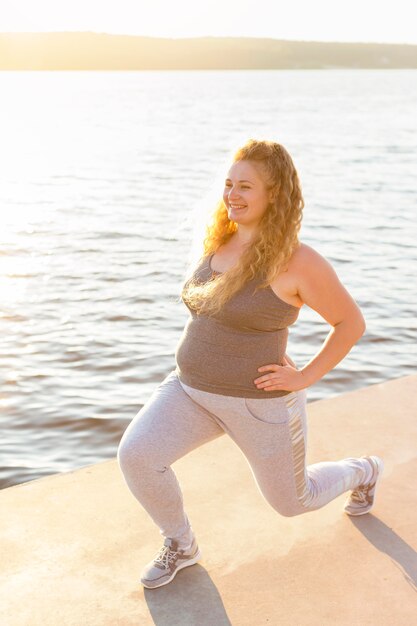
0, 69, 416, 488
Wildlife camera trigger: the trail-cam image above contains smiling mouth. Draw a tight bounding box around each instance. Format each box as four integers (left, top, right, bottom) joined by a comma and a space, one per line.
229, 204, 247, 209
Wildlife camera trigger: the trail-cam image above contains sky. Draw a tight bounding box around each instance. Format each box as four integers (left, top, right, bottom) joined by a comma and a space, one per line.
0, 0, 416, 45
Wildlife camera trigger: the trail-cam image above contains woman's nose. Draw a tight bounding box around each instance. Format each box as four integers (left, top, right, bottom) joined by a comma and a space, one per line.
228, 188, 241, 200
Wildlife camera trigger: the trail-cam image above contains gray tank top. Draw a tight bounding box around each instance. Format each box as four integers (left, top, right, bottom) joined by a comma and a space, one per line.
175, 253, 300, 398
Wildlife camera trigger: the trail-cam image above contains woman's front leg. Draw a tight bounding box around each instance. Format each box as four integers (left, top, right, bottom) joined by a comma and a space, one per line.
117, 372, 225, 545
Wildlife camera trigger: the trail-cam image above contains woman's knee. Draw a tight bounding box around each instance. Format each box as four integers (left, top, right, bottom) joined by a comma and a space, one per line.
264, 493, 306, 518
277, 505, 303, 518
117, 430, 153, 477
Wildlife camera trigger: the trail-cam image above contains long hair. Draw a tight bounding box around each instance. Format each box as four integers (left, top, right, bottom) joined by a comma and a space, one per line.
180, 139, 304, 317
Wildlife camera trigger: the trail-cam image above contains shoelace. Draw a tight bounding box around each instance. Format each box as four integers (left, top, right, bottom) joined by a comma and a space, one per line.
154, 545, 179, 569
350, 489, 369, 505
350, 479, 376, 504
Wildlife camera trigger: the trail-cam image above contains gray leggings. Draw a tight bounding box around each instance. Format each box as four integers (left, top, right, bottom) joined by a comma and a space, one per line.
117, 370, 373, 549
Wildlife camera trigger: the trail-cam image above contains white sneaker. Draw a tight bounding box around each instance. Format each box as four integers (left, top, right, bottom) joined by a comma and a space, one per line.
343, 455, 384, 516
140, 536, 202, 589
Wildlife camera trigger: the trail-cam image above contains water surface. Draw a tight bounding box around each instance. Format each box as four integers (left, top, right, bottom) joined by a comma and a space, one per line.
0, 70, 416, 488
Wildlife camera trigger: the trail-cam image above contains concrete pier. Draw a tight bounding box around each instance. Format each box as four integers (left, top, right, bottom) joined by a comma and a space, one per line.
1, 374, 416, 625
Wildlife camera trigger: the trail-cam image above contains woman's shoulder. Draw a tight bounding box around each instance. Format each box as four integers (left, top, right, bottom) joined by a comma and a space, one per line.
283, 241, 333, 287
290, 242, 329, 269
289, 242, 341, 291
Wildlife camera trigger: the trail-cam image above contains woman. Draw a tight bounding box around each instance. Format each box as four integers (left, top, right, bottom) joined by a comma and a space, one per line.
117, 139, 384, 589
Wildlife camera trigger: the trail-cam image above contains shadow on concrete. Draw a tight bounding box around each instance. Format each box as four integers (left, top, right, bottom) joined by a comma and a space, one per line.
142, 564, 232, 625
349, 515, 417, 592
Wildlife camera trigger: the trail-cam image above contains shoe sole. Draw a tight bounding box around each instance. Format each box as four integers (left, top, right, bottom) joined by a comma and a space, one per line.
141, 548, 202, 589
344, 456, 384, 516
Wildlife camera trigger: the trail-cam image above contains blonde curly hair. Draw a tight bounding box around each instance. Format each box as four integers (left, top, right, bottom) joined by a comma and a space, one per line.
181, 138, 304, 317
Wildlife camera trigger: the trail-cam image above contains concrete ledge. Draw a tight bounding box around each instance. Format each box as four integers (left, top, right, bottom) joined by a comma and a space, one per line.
1, 375, 416, 625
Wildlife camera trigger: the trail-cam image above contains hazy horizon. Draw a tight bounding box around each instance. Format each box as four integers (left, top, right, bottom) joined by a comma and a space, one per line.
1, 32, 416, 71
1, 0, 416, 45
1, 31, 416, 46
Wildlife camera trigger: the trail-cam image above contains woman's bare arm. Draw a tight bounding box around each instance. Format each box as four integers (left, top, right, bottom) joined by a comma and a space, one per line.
295, 245, 366, 387
254, 243, 366, 392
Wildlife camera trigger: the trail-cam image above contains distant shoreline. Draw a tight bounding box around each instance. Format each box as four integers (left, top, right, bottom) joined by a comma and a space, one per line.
1, 33, 416, 70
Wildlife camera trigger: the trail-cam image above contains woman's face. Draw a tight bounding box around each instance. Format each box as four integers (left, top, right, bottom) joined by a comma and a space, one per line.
223, 160, 271, 228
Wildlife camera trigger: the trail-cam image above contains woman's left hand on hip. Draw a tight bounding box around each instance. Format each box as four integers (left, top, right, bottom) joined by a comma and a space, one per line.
254, 357, 306, 391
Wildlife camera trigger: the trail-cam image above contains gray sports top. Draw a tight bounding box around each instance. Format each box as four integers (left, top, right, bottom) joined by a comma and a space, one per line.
174, 253, 300, 398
